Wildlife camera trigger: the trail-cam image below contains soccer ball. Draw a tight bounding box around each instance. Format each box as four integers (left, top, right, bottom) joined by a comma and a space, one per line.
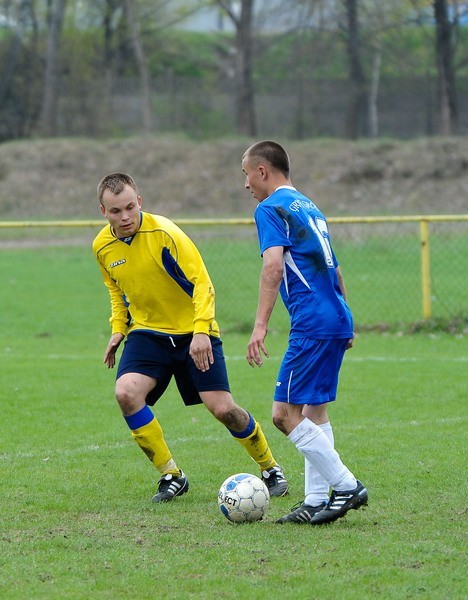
218, 473, 270, 523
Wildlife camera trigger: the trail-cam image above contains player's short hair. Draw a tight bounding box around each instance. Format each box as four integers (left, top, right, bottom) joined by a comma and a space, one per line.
244, 141, 290, 177
97, 172, 138, 204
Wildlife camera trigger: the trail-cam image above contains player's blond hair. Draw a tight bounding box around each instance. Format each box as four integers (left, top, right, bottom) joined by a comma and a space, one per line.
97, 172, 138, 204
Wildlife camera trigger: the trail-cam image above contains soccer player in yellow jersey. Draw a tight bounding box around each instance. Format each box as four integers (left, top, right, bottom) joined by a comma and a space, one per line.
93, 172, 288, 503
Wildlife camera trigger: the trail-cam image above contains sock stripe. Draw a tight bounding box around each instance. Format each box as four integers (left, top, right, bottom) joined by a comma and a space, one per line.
228, 413, 255, 439
124, 405, 154, 430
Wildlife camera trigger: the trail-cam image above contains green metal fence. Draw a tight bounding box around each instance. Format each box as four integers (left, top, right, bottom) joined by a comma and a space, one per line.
1, 215, 467, 332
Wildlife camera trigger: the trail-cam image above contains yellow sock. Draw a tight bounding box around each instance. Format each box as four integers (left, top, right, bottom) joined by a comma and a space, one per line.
131, 417, 180, 476
234, 420, 277, 471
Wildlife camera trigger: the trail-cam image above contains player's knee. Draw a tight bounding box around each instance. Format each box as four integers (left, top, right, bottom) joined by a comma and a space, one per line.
215, 404, 247, 430
203, 391, 238, 423
115, 384, 139, 414
272, 414, 288, 434
211, 402, 232, 423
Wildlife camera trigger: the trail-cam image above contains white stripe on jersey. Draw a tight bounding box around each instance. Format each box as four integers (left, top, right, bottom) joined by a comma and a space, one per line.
283, 250, 311, 292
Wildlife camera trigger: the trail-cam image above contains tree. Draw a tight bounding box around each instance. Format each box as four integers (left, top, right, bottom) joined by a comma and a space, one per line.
0, 0, 42, 140
101, 0, 120, 99
341, 0, 367, 139
216, 0, 256, 136
38, 0, 68, 136
433, 0, 458, 134
124, 0, 154, 131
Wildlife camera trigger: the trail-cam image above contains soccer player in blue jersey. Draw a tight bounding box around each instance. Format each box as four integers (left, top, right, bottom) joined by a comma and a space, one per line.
242, 141, 368, 525
93, 172, 288, 503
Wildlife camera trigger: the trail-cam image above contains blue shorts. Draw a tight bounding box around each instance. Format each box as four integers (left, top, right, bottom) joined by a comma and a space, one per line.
116, 330, 230, 407
274, 337, 351, 405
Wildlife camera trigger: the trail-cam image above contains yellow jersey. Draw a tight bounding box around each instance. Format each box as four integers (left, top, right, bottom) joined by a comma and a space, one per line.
93, 212, 220, 337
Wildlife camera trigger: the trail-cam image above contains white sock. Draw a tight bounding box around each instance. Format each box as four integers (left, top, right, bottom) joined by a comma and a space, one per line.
304, 421, 334, 506
288, 418, 356, 491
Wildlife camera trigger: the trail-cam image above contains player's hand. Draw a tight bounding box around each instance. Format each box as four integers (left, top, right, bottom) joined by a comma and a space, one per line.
103, 333, 125, 369
190, 333, 214, 372
246, 326, 269, 367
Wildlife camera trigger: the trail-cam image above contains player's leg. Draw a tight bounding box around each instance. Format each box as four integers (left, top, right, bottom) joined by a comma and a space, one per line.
115, 372, 177, 474
274, 401, 360, 522
115, 332, 188, 502
189, 337, 288, 496
200, 389, 288, 497
273, 402, 329, 522
273, 337, 355, 490
275, 338, 367, 523
282, 408, 362, 495
302, 404, 333, 507
115, 372, 188, 502
277, 405, 336, 523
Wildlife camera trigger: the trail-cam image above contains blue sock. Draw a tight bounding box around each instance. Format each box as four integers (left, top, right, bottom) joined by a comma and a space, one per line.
124, 405, 154, 430
228, 413, 255, 439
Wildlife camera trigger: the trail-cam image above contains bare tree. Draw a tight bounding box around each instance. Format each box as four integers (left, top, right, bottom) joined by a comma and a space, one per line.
38, 0, 68, 136
0, 0, 41, 140
368, 39, 381, 139
434, 0, 458, 134
124, 0, 154, 131
216, 0, 256, 136
0, 21, 22, 110
102, 0, 120, 91
342, 0, 367, 139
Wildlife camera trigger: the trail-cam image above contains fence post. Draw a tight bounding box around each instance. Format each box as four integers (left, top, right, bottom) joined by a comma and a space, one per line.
420, 219, 432, 320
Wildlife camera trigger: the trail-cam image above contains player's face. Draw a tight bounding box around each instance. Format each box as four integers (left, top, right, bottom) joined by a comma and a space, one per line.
100, 184, 142, 238
242, 155, 268, 202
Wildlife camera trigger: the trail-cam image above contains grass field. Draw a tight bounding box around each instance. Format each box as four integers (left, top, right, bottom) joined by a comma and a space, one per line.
0, 244, 466, 599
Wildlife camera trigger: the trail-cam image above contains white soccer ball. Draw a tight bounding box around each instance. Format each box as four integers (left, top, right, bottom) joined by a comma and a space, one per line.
218, 473, 270, 523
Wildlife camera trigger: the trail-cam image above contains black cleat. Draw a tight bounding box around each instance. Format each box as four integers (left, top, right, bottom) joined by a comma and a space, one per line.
261, 465, 289, 497
276, 501, 327, 524
152, 471, 189, 503
310, 480, 368, 525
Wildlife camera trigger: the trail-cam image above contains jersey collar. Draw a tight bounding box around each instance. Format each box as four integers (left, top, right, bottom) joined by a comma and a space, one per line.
274, 185, 296, 192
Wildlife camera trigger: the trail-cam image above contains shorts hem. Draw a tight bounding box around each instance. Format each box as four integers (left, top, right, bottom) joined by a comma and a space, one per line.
197, 385, 231, 393
273, 396, 336, 405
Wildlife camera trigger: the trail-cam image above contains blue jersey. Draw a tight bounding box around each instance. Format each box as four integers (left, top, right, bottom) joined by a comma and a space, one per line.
254, 186, 353, 339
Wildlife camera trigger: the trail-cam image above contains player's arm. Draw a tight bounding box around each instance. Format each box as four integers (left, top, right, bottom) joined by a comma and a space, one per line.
188, 258, 216, 370
103, 332, 125, 368
246, 245, 283, 367
97, 262, 129, 366
97, 262, 129, 335
335, 265, 354, 349
336, 265, 347, 301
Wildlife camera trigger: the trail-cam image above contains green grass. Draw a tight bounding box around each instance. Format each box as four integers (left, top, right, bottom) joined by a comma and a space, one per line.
0, 245, 467, 599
